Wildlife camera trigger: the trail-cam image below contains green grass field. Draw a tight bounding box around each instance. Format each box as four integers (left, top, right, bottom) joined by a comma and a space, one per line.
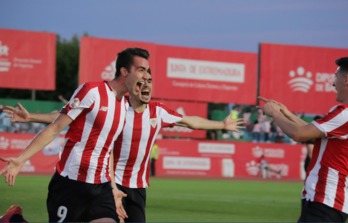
0, 175, 303, 222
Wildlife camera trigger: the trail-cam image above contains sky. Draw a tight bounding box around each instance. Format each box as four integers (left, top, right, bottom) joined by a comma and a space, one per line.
0, 0, 347, 53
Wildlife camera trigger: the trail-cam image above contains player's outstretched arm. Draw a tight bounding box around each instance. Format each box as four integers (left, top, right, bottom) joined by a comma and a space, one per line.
258, 97, 323, 142
0, 114, 72, 186
176, 116, 245, 132
4, 102, 58, 124
258, 96, 307, 125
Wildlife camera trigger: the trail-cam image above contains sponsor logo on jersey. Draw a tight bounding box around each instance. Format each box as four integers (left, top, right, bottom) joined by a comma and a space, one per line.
150, 118, 157, 128
100, 106, 108, 112
70, 98, 80, 108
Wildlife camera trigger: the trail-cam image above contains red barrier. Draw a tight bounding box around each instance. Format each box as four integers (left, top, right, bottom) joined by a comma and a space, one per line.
0, 133, 62, 174
0, 133, 305, 180
156, 139, 305, 180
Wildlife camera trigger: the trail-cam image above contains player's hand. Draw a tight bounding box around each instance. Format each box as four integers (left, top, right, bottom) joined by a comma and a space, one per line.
0, 157, 24, 186
3, 103, 30, 123
223, 117, 245, 133
257, 96, 282, 116
119, 216, 125, 223
112, 188, 128, 220
258, 96, 290, 115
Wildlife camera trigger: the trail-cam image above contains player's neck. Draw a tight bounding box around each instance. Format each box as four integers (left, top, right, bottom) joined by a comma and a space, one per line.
108, 79, 127, 99
129, 97, 147, 112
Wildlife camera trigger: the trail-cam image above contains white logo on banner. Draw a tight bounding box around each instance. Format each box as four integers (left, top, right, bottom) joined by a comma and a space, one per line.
0, 40, 11, 72
163, 156, 210, 170
288, 66, 335, 93
0, 136, 10, 150
0, 41, 9, 56
252, 145, 285, 158
167, 58, 245, 83
101, 60, 116, 81
245, 160, 260, 176
288, 67, 313, 92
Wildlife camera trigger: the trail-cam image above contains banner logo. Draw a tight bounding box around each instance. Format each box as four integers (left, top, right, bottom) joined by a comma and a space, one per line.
101, 60, 116, 81
0, 40, 11, 72
288, 67, 313, 93
0, 41, 9, 56
288, 66, 335, 93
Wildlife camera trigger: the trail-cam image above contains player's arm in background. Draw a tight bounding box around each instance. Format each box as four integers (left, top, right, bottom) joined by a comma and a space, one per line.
3, 103, 59, 124
109, 152, 128, 222
175, 115, 245, 133
258, 96, 308, 125
258, 97, 324, 142
0, 113, 72, 186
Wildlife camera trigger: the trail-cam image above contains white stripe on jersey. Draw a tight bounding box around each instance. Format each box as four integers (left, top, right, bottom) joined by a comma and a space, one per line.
343, 177, 348, 213
323, 167, 339, 207
304, 104, 348, 213
304, 138, 327, 200
129, 108, 161, 187
313, 108, 348, 139
58, 82, 126, 184
114, 101, 182, 188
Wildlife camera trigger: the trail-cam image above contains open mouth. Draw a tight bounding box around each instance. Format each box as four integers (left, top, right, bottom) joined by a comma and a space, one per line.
136, 81, 144, 89
140, 87, 151, 101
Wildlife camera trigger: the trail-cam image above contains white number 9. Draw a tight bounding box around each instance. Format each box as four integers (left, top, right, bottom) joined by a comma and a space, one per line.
57, 206, 68, 222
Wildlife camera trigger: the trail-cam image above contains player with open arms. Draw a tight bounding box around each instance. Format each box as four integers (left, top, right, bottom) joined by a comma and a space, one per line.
0, 48, 151, 223
258, 57, 348, 222
4, 71, 244, 222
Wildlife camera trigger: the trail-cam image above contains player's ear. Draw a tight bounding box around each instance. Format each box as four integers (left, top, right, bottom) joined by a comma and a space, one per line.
120, 67, 128, 77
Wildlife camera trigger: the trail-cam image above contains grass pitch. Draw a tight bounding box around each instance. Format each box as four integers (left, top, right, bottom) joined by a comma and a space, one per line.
0, 175, 303, 222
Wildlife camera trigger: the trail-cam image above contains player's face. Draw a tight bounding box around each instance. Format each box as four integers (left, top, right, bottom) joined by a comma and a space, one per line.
136, 73, 152, 104
125, 56, 150, 97
333, 67, 348, 103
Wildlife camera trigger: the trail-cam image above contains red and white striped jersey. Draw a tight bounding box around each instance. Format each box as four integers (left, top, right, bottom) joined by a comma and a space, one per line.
113, 100, 183, 188
57, 81, 126, 184
303, 104, 348, 213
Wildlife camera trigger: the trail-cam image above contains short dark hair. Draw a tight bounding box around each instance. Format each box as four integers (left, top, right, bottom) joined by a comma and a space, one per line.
115, 48, 150, 79
336, 57, 348, 74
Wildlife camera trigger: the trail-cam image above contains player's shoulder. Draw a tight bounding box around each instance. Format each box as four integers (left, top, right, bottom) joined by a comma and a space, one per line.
82, 81, 106, 89
328, 104, 348, 113
149, 101, 167, 109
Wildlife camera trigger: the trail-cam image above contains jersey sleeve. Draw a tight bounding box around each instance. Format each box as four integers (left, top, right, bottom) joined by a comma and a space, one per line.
60, 83, 96, 120
311, 105, 348, 139
156, 102, 183, 128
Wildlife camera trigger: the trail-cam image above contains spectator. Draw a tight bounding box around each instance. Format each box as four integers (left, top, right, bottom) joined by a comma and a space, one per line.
150, 142, 159, 176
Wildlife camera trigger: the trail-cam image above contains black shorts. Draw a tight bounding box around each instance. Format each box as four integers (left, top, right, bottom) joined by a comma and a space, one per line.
298, 199, 348, 222
47, 172, 118, 222
117, 184, 146, 222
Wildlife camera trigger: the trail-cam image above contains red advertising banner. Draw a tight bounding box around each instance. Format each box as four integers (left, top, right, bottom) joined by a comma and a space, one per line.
0, 133, 62, 175
0, 133, 305, 180
153, 99, 208, 139
0, 28, 56, 90
153, 45, 258, 104
156, 139, 305, 180
79, 37, 257, 105
259, 43, 348, 114
79, 36, 157, 84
